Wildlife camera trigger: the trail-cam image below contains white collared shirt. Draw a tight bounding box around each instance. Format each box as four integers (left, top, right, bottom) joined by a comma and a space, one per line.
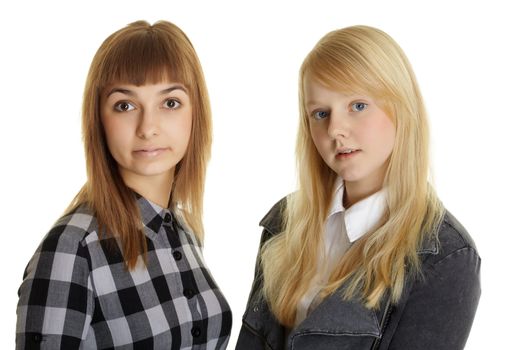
295, 178, 387, 326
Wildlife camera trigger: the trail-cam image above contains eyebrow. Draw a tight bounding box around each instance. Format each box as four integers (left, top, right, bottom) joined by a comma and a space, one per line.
306, 94, 370, 107
306, 100, 324, 107
105, 84, 188, 98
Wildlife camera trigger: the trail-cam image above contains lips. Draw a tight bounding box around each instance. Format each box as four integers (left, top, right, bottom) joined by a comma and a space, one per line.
133, 147, 168, 157
336, 147, 360, 154
336, 147, 361, 159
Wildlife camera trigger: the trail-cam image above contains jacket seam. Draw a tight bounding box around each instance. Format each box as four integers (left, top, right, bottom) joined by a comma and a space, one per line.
241, 319, 275, 350
290, 330, 381, 349
292, 330, 381, 337
442, 217, 471, 247
431, 246, 480, 268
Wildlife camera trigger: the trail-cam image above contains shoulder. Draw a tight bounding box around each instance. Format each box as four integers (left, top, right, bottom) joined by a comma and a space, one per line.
439, 210, 477, 251
388, 211, 481, 350
259, 196, 288, 236
21, 204, 98, 284
421, 210, 480, 273
38, 203, 99, 253
436, 210, 478, 257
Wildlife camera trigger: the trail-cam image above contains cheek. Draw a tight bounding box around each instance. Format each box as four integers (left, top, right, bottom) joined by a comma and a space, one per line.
369, 117, 396, 155
183, 115, 193, 141
309, 124, 328, 151
167, 112, 193, 146
101, 117, 131, 153
382, 119, 396, 151
102, 122, 119, 146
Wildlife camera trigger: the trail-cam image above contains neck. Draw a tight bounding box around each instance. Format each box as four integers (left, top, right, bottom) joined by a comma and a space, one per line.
120, 171, 174, 209
343, 162, 388, 208
343, 178, 383, 208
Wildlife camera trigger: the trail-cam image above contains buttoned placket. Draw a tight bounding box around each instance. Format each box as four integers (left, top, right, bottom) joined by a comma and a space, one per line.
161, 212, 205, 345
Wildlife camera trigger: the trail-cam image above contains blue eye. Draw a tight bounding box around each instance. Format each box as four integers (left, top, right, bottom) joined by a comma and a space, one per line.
312, 110, 329, 120
114, 101, 136, 112
351, 102, 368, 112
164, 98, 181, 109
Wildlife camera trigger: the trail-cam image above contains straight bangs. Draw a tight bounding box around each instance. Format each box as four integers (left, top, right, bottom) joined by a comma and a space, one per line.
302, 49, 381, 99
300, 28, 412, 123
95, 24, 195, 91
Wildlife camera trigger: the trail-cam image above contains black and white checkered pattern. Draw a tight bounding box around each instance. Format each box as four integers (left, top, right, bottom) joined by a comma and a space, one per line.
16, 195, 232, 349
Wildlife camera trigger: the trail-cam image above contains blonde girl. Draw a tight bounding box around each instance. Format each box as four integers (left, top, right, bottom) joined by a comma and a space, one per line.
237, 26, 480, 350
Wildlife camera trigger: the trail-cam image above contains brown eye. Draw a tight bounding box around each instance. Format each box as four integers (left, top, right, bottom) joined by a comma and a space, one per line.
114, 101, 135, 112
164, 99, 180, 109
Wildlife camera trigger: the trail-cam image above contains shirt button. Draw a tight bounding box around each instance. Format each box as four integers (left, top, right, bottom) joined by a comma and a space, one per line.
183, 288, 195, 299
191, 327, 201, 337
164, 213, 172, 223
31, 333, 42, 342
173, 250, 182, 260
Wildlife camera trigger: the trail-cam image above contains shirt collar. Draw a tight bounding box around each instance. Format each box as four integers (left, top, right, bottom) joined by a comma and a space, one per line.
135, 193, 173, 234
328, 177, 387, 243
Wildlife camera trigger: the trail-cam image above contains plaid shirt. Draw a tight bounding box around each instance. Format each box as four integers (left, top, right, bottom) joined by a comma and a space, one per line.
16, 195, 232, 349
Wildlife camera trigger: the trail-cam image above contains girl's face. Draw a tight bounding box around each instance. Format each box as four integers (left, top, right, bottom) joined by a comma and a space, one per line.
306, 79, 395, 196
100, 81, 192, 187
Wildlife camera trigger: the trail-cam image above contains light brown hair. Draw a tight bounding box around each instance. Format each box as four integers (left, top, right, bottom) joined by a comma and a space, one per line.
67, 20, 212, 269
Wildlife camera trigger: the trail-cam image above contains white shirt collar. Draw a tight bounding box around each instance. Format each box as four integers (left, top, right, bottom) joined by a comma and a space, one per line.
328, 177, 387, 243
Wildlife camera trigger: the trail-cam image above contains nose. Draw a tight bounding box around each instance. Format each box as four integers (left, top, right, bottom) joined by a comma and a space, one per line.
327, 110, 348, 140
137, 107, 159, 139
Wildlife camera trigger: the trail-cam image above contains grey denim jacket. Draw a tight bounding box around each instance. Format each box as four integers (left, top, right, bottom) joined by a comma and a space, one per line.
236, 199, 481, 350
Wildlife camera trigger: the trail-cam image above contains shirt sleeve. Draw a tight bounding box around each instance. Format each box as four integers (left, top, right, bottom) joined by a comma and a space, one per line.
16, 226, 94, 349
387, 247, 481, 350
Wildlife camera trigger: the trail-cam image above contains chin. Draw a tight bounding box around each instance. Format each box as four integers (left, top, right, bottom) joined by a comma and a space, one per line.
134, 165, 176, 177
339, 171, 367, 184
331, 166, 359, 181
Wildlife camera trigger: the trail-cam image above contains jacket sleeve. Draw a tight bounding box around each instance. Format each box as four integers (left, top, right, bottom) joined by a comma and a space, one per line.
16, 227, 94, 349
236, 197, 288, 350
241, 196, 287, 304
386, 247, 481, 350
235, 227, 274, 350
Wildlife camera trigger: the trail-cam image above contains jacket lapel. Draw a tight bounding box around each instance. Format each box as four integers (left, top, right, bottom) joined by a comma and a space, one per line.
287, 288, 381, 349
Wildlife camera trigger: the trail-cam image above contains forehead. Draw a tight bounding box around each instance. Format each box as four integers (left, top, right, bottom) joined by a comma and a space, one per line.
304, 78, 366, 103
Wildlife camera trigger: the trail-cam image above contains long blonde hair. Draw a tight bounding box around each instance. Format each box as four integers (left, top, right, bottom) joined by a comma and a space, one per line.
67, 20, 212, 269
260, 25, 444, 327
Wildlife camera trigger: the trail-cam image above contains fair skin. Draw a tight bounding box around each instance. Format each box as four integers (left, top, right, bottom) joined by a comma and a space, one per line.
101, 80, 193, 208
306, 79, 396, 207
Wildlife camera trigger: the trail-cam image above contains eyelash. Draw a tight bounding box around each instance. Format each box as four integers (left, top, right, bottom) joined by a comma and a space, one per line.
310, 102, 368, 120
312, 110, 329, 120
114, 101, 136, 112
113, 98, 181, 112
163, 98, 181, 109
351, 102, 368, 112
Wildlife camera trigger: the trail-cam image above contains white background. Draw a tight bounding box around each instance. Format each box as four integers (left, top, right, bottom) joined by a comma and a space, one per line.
1, 0, 523, 348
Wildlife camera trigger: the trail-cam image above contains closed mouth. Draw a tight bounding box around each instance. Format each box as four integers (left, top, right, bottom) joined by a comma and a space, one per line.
135, 147, 168, 152
133, 147, 168, 156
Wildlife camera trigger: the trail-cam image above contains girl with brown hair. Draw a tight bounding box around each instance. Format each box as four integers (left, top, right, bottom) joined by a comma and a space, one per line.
16, 20, 231, 349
